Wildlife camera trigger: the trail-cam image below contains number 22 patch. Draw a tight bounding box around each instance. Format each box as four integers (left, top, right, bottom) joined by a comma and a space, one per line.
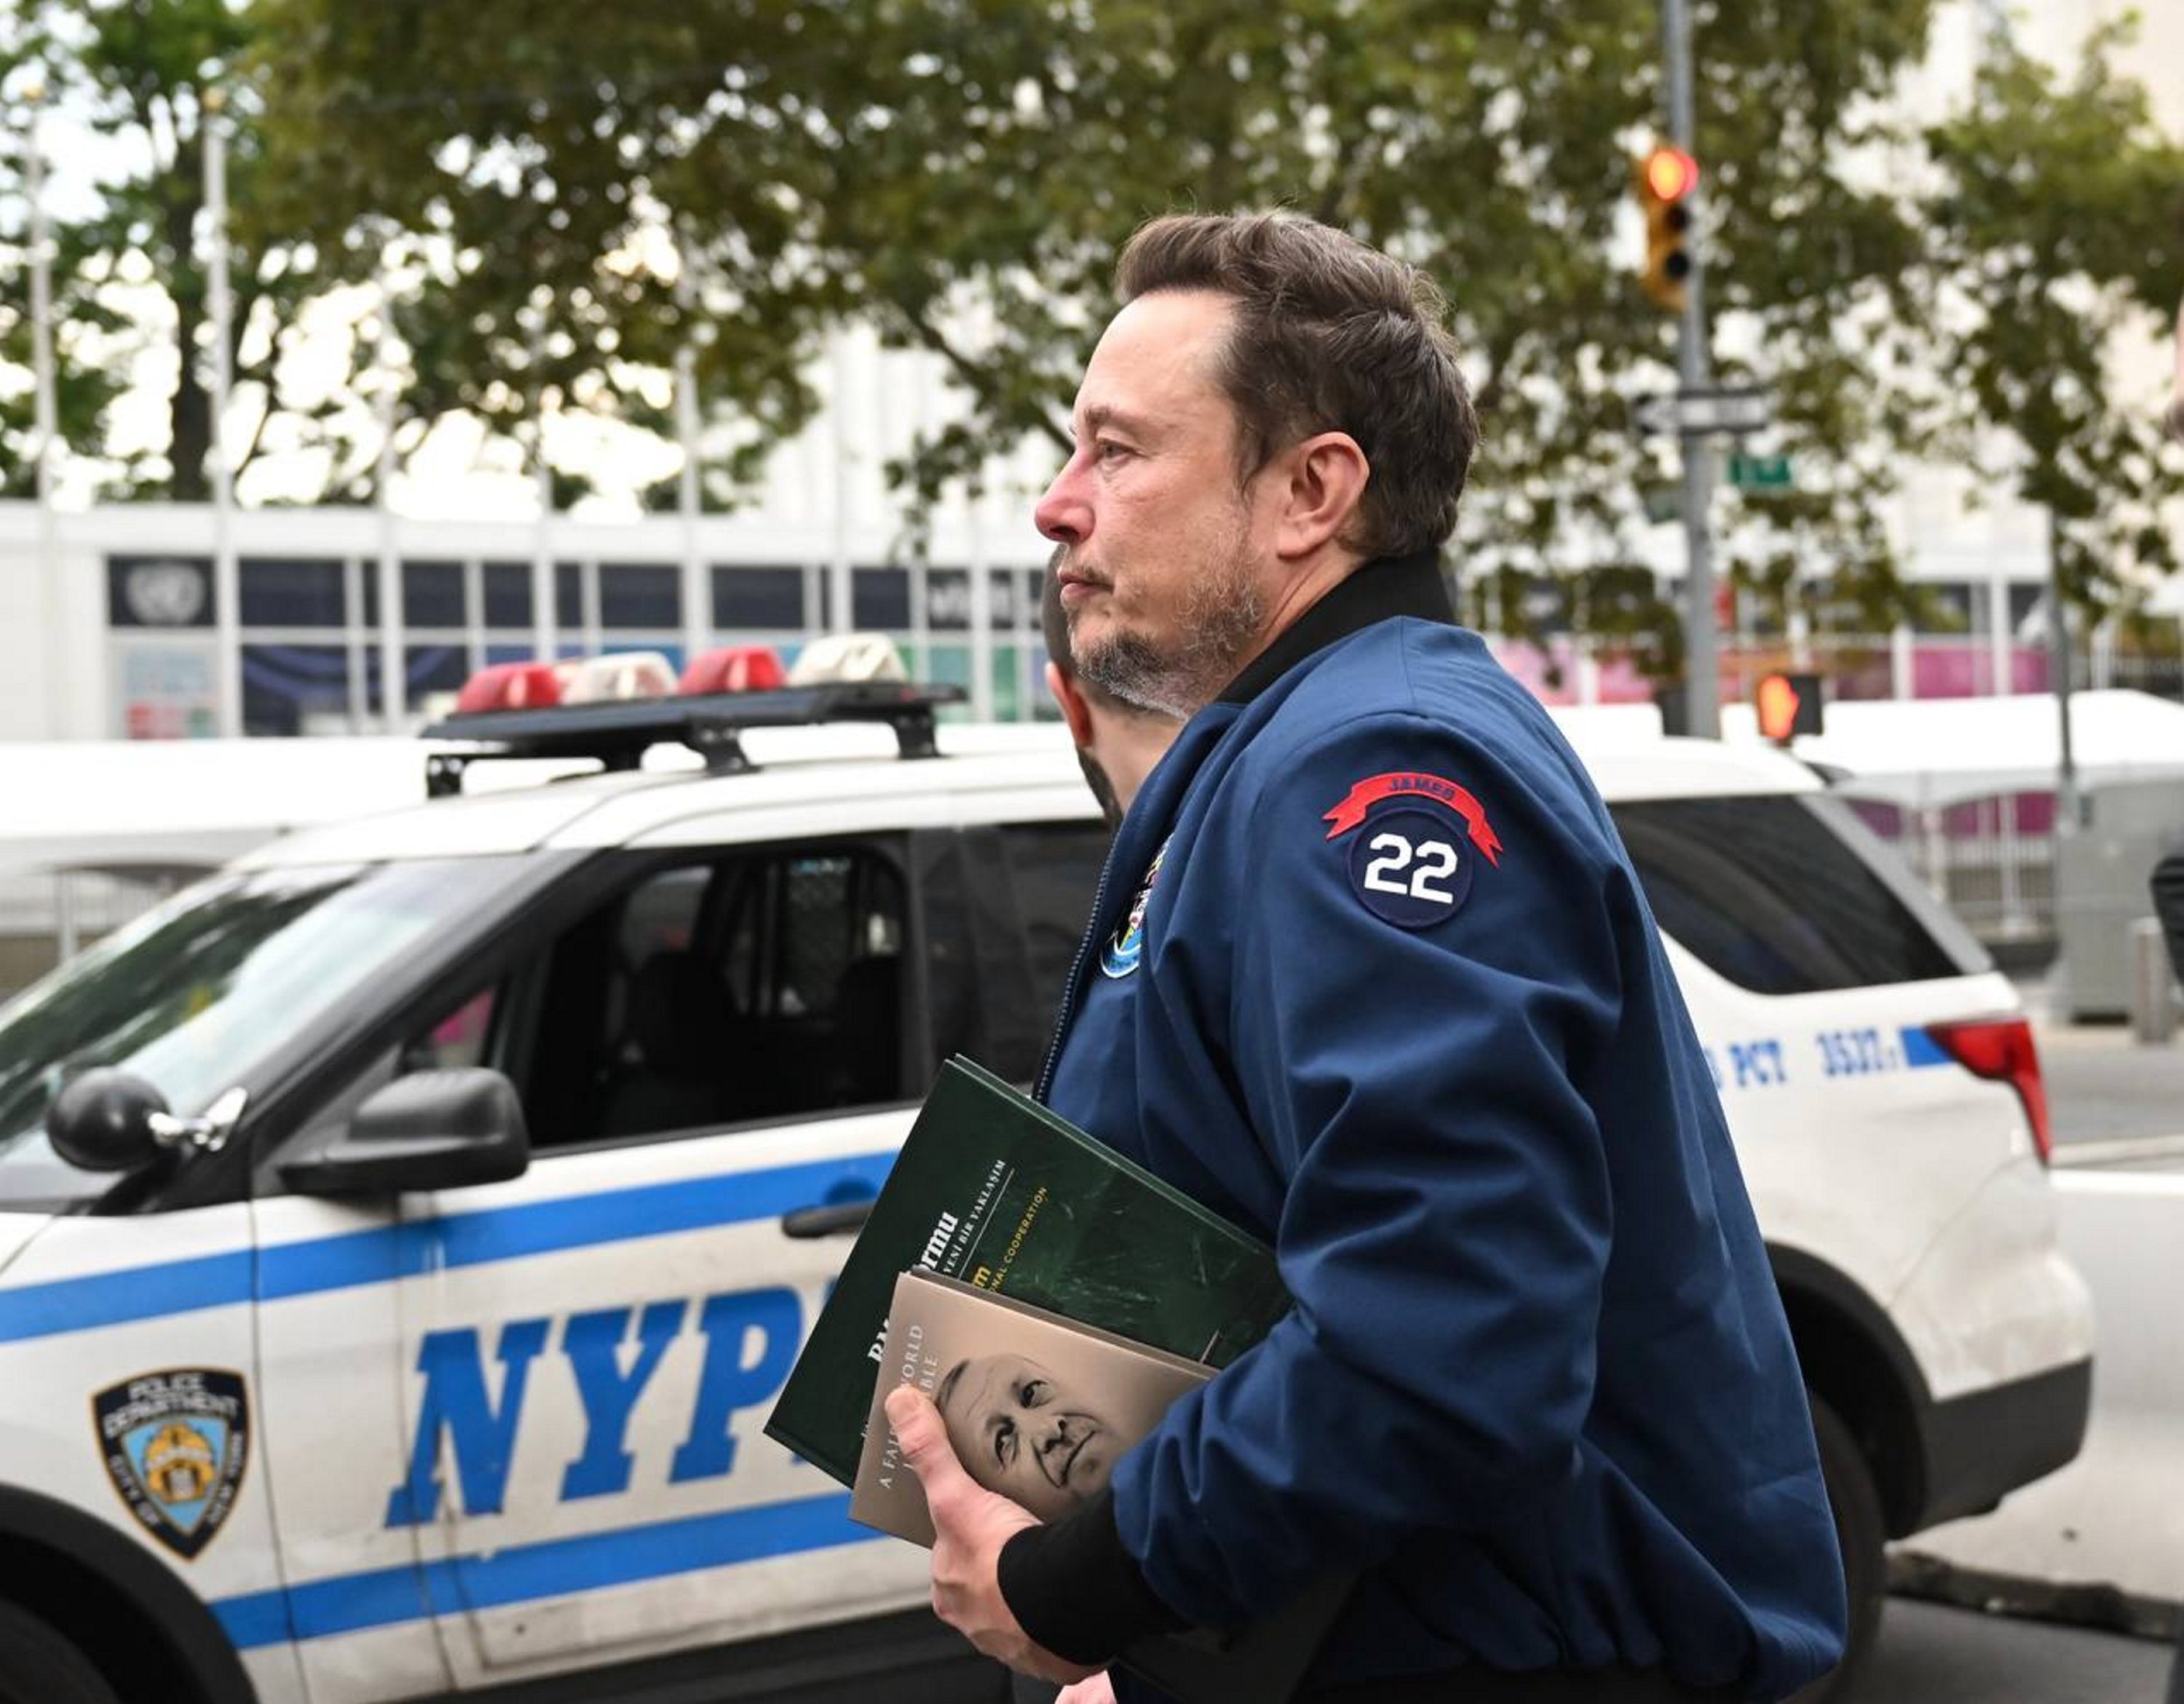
1322, 772, 1503, 929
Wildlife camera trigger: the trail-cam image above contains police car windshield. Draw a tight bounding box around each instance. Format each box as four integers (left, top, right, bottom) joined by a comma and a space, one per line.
0, 857, 531, 1210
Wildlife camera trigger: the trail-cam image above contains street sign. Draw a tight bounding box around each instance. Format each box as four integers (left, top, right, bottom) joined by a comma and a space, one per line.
1631, 384, 1775, 439
1728, 452, 1794, 491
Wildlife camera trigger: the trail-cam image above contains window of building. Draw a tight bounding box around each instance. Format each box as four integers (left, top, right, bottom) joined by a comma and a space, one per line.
240, 559, 347, 627
483, 562, 534, 628
711, 566, 806, 630
600, 563, 681, 630
402, 560, 467, 628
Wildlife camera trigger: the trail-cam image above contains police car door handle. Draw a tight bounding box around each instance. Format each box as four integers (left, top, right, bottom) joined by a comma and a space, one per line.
780, 1201, 874, 1238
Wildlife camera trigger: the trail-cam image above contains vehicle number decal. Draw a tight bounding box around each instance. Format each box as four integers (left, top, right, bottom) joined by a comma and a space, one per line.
1815, 1027, 1903, 1078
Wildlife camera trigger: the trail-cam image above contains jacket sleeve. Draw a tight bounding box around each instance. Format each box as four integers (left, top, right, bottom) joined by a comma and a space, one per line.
1109, 710, 1624, 1628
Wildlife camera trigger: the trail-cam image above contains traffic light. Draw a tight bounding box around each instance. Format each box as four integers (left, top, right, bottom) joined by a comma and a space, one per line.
1754, 672, 1824, 743
1636, 144, 1698, 312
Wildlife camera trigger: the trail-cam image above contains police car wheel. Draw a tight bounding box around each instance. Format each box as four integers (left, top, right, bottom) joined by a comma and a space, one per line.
0, 1600, 122, 1704
1795, 1392, 1887, 1702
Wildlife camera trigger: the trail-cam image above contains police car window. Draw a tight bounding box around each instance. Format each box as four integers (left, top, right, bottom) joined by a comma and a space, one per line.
994, 824, 1113, 1079
1611, 796, 1976, 994
515, 844, 909, 1149
0, 857, 534, 1210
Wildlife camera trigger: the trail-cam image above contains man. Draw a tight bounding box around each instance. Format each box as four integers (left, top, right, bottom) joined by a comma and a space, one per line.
887, 211, 1845, 1704
1041, 550, 1180, 825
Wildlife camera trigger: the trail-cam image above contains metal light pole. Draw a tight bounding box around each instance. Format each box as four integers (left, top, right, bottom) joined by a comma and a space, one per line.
23, 79, 66, 736
203, 88, 242, 737
372, 231, 405, 729
1663, 0, 1720, 738
673, 231, 708, 665
2046, 509, 2078, 835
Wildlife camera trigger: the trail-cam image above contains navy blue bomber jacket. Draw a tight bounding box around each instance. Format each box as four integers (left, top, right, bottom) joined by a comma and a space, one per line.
997, 554, 1847, 1702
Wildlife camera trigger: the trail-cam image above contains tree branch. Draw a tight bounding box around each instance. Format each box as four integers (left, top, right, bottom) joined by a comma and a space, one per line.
1470, 328, 1524, 419
901, 305, 1072, 454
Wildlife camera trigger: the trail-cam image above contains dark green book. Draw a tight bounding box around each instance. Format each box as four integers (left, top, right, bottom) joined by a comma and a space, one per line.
765, 1055, 1289, 1487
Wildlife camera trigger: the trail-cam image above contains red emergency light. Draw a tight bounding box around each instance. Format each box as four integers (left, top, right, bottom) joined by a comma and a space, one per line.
455, 661, 564, 714
681, 646, 787, 696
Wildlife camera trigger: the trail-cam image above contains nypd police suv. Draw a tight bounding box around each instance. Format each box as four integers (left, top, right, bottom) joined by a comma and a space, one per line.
0, 671, 2092, 1704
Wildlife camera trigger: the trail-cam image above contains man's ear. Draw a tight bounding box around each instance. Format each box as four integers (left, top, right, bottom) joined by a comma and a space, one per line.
1273, 430, 1372, 561
1046, 660, 1097, 750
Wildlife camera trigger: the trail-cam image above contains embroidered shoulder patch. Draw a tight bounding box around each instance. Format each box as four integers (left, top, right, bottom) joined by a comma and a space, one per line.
1101, 836, 1171, 978
1322, 772, 1501, 929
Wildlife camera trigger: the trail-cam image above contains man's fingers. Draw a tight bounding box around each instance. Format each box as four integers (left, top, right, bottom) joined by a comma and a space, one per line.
885, 1386, 976, 1509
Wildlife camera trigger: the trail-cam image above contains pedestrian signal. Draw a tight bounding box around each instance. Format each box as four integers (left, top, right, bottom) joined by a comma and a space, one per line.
1636, 145, 1698, 313
1754, 672, 1824, 742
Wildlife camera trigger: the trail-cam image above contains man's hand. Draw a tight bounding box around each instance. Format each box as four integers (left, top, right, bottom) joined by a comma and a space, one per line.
886, 1385, 1098, 1684
1057, 1673, 1118, 1704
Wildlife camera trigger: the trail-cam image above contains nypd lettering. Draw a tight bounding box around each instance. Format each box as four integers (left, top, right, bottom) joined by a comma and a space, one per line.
385, 1285, 802, 1527
93, 1368, 250, 1560
1101, 836, 1171, 979
1323, 772, 1500, 928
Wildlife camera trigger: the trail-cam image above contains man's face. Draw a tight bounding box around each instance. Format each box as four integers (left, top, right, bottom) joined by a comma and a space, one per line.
1033, 290, 1279, 719
937, 1352, 1112, 1521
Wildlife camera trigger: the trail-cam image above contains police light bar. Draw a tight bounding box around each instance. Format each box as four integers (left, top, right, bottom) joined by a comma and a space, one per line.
419, 681, 969, 797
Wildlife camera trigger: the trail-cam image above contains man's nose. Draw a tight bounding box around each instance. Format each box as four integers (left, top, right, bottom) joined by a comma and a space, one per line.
1034, 453, 1091, 545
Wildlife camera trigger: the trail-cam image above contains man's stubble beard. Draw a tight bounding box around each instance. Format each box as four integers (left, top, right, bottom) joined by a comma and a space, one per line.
1070, 523, 1266, 722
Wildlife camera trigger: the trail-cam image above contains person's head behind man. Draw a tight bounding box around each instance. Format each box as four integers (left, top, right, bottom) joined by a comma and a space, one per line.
1041, 554, 1177, 825
1036, 211, 1478, 722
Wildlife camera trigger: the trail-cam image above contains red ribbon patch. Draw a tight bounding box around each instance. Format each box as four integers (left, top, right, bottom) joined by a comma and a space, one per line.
1322, 772, 1503, 867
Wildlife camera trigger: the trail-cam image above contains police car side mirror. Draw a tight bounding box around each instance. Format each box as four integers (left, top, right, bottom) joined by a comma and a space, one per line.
278, 1069, 531, 1197
47, 1069, 168, 1172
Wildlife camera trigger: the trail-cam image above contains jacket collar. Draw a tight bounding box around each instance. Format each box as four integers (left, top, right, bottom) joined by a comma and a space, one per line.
1216, 550, 1454, 706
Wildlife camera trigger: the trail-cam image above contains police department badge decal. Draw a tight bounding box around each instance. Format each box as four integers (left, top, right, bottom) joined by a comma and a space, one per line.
92, 1368, 250, 1559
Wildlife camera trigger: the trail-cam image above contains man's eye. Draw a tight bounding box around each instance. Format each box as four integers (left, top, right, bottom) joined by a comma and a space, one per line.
1018, 1379, 1050, 1408
994, 1420, 1016, 1467
1093, 440, 1132, 464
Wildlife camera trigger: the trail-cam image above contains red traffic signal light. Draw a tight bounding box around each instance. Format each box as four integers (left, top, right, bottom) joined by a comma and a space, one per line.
1635, 146, 1698, 313
1643, 146, 1699, 202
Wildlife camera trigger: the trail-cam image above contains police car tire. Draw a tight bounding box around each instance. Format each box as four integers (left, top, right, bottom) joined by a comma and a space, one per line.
1799, 1392, 1886, 1702
0, 1600, 123, 1704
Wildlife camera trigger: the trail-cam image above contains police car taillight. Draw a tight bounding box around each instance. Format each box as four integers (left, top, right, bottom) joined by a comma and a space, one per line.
681, 646, 786, 694
1926, 1017, 2052, 1164
455, 662, 565, 713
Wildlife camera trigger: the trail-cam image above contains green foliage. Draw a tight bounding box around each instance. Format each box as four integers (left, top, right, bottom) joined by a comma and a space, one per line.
1, 0, 378, 499
9, 0, 2179, 665
1919, 20, 2184, 620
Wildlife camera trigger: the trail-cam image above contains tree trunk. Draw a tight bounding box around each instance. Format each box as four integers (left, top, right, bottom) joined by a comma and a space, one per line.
165, 156, 210, 503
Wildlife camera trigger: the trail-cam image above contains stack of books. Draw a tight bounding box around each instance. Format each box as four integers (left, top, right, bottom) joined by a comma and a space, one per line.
766, 1056, 1346, 1703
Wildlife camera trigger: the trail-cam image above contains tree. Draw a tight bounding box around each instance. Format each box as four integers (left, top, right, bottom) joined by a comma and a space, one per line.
1, 0, 386, 502
73, 0, 2184, 675
1919, 20, 2184, 629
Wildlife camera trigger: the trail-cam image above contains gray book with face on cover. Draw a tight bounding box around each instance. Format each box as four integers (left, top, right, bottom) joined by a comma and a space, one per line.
853, 1269, 1350, 1704
853, 1268, 1213, 1545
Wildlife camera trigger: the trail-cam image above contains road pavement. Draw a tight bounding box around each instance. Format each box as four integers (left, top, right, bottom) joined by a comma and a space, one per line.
1843, 1599, 2174, 1704
2019, 976, 2184, 1150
